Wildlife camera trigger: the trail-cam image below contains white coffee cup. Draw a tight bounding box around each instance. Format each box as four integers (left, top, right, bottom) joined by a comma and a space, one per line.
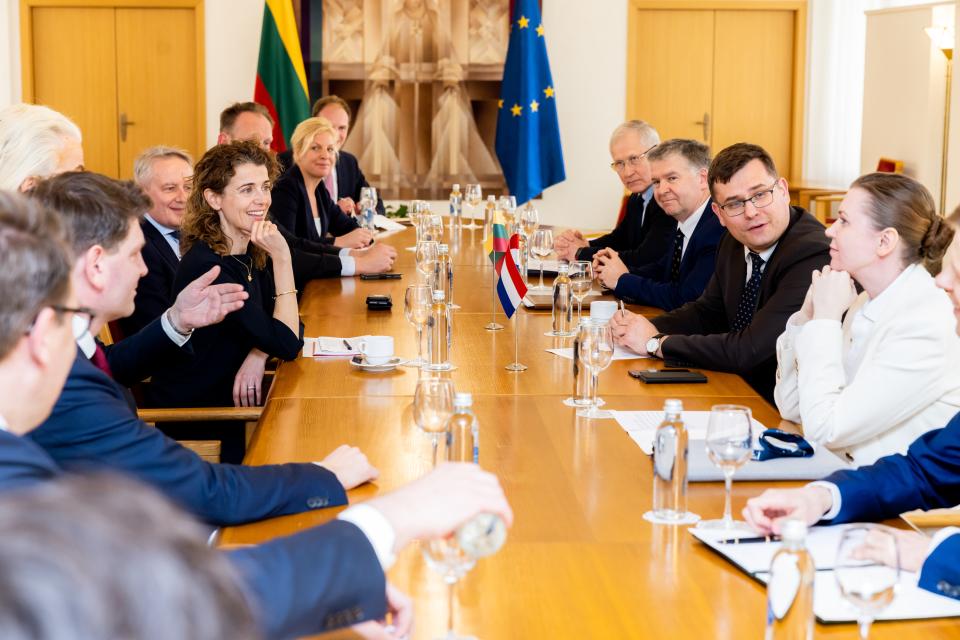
358, 335, 394, 365
590, 300, 618, 322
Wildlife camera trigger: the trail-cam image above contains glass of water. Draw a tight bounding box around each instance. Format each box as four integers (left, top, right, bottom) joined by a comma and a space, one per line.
569, 261, 594, 324
531, 228, 553, 291
464, 183, 482, 229
413, 377, 455, 467
698, 404, 754, 532
835, 525, 899, 639
576, 319, 614, 419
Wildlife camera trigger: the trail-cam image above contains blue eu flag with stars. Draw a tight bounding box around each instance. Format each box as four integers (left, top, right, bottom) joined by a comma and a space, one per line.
495, 0, 565, 205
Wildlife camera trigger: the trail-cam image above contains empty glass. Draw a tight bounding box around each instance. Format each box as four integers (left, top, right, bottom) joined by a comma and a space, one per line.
698, 405, 754, 532
531, 228, 554, 292
520, 203, 539, 238
576, 320, 614, 418
499, 195, 517, 233
409, 200, 431, 249
404, 284, 432, 368
463, 183, 482, 230
835, 526, 899, 639
416, 240, 440, 288
422, 214, 444, 243
413, 377, 455, 466
569, 261, 594, 323
359, 186, 377, 229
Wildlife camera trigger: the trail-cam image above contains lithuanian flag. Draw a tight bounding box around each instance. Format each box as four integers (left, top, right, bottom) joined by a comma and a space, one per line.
483, 210, 509, 265
254, 0, 310, 152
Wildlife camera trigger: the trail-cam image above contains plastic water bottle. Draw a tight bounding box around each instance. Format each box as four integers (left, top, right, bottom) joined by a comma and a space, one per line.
449, 183, 463, 230
427, 289, 452, 370
483, 195, 496, 239
437, 244, 454, 307
571, 318, 594, 405
448, 392, 479, 464
652, 399, 689, 520
765, 519, 815, 640
552, 262, 573, 336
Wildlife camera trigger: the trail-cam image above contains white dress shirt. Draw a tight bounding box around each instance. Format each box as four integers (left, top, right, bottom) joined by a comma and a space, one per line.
77, 312, 190, 356
311, 219, 357, 277
337, 503, 397, 570
775, 264, 960, 464
744, 243, 778, 283
677, 197, 709, 257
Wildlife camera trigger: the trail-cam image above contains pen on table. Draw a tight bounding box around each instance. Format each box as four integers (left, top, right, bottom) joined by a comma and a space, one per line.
719, 535, 780, 545
343, 339, 353, 352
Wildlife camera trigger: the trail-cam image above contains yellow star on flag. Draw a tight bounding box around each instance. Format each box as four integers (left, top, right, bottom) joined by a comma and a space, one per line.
536, 24, 544, 37
518, 15, 529, 29
544, 86, 555, 99
498, 99, 504, 109
530, 100, 540, 113
511, 103, 523, 117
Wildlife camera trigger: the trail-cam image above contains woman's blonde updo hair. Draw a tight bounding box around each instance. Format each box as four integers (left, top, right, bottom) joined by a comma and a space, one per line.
850, 172, 954, 275
181, 140, 279, 270
290, 116, 338, 162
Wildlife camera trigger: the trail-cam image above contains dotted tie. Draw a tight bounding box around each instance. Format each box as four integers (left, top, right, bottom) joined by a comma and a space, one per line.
732, 252, 765, 332
669, 229, 685, 283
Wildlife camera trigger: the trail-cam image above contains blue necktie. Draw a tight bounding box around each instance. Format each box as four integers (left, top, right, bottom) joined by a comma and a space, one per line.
732, 252, 764, 332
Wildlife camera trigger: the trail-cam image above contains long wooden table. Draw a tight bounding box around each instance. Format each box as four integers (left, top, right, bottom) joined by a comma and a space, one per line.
222, 226, 959, 639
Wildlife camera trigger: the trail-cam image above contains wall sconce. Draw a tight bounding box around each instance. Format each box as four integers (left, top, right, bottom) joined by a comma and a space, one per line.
926, 25, 954, 214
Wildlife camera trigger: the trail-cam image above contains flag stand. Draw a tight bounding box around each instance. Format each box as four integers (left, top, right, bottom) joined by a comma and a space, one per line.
485, 264, 503, 331
505, 310, 527, 371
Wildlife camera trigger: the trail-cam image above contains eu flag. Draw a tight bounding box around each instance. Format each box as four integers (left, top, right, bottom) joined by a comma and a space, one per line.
495, 0, 565, 205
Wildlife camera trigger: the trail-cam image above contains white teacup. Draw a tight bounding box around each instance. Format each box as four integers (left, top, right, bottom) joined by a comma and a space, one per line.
590, 300, 618, 323
359, 335, 395, 365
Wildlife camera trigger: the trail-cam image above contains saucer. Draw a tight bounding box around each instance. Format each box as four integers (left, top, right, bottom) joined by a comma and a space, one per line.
349, 355, 404, 372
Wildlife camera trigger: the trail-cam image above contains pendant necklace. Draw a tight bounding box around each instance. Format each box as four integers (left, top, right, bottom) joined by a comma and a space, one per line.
230, 255, 253, 282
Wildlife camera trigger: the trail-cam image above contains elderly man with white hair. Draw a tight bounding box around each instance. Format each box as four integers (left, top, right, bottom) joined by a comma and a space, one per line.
0, 103, 84, 192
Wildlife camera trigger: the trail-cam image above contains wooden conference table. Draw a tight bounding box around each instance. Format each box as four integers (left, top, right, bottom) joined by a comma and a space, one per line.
221, 226, 957, 639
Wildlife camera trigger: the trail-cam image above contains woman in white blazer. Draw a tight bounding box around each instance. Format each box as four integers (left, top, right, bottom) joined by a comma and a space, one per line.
774, 172, 960, 465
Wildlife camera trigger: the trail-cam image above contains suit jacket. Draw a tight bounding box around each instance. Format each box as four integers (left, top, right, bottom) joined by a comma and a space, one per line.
0, 428, 385, 638
653, 206, 830, 401
103, 316, 188, 388
576, 192, 677, 268
276, 223, 347, 286
30, 351, 345, 526
612, 201, 725, 311
119, 219, 180, 337
825, 410, 960, 600
270, 164, 360, 244
775, 264, 960, 465
278, 149, 385, 217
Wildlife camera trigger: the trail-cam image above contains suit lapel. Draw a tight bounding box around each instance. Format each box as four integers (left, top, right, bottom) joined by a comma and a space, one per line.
141, 220, 179, 270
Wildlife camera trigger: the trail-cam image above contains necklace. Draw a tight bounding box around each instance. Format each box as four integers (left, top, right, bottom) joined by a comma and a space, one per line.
229, 255, 253, 282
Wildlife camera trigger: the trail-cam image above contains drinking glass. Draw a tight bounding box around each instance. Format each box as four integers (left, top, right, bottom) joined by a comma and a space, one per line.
404, 284, 432, 367
569, 261, 594, 323
423, 214, 444, 244
698, 405, 754, 532
520, 203, 539, 238
499, 195, 517, 233
409, 200, 430, 249
463, 183, 482, 230
531, 228, 554, 291
413, 377, 455, 466
416, 240, 440, 288
835, 526, 899, 640
576, 320, 614, 418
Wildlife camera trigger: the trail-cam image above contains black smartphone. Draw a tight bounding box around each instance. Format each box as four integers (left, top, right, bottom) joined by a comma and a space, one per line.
360, 273, 402, 280
629, 369, 708, 384
365, 294, 393, 310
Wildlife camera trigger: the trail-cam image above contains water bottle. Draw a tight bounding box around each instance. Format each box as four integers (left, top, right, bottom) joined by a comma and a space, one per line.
765, 519, 815, 640
427, 289, 452, 370
436, 244, 454, 307
571, 318, 595, 406
483, 195, 496, 239
449, 183, 463, 230
448, 392, 479, 464
552, 262, 573, 336
652, 399, 689, 520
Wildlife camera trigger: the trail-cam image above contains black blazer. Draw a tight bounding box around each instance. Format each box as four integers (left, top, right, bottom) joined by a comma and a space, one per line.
613, 201, 725, 311
119, 219, 179, 337
653, 206, 830, 401
278, 149, 385, 216
577, 192, 677, 268
270, 163, 360, 244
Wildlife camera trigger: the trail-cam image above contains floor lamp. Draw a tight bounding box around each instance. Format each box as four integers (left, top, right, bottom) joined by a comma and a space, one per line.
926, 25, 955, 214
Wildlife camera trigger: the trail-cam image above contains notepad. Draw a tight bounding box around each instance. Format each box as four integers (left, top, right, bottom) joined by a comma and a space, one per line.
690, 525, 960, 622
303, 336, 365, 357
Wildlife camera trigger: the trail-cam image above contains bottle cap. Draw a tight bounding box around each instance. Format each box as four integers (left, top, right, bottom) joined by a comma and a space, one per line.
454, 392, 473, 407
557, 262, 570, 272
452, 183, 460, 190
432, 290, 445, 302
664, 399, 683, 414
487, 195, 496, 202
780, 518, 808, 542
438, 244, 449, 253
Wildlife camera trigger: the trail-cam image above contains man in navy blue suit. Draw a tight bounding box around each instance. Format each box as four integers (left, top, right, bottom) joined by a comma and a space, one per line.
743, 218, 960, 600
593, 139, 724, 311
0, 189, 513, 638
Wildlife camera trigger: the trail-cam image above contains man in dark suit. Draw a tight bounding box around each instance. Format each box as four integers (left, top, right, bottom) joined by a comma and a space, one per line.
593, 139, 725, 311
555, 120, 675, 267
742, 224, 960, 598
278, 95, 386, 218
118, 145, 193, 337
0, 187, 513, 638
610, 143, 830, 401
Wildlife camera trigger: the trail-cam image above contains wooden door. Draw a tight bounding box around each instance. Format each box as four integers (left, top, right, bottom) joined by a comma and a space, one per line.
627, 9, 715, 142
712, 10, 795, 180
115, 8, 199, 179
30, 7, 120, 176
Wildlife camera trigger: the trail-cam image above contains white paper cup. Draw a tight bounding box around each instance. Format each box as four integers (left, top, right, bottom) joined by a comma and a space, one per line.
359, 335, 394, 365
590, 301, 618, 322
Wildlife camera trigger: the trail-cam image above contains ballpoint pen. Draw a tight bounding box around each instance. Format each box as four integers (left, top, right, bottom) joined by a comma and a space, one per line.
343, 339, 353, 351
619, 299, 625, 318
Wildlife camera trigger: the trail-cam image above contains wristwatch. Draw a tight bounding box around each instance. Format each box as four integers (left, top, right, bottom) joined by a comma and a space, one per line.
645, 333, 666, 357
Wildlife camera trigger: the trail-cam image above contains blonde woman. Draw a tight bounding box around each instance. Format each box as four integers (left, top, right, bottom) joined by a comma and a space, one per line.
269, 116, 372, 249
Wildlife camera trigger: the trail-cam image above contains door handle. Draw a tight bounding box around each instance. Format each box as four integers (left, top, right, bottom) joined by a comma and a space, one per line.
119, 112, 136, 142
693, 112, 710, 142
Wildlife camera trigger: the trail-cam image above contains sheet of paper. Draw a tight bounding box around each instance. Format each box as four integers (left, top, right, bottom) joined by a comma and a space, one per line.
613, 410, 764, 455
303, 336, 366, 357
546, 346, 648, 361
374, 214, 407, 231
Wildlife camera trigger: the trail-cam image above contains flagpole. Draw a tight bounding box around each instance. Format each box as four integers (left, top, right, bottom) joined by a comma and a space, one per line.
485, 259, 503, 331
505, 310, 527, 372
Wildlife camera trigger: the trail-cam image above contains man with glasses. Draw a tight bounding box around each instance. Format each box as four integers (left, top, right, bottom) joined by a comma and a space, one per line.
592, 139, 725, 311
610, 143, 830, 401
555, 120, 676, 266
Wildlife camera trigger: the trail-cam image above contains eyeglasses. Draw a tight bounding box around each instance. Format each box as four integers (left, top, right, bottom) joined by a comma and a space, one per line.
50, 305, 94, 339
717, 181, 780, 216
610, 143, 658, 173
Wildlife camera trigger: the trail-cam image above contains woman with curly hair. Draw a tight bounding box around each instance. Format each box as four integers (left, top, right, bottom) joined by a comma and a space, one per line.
147, 141, 303, 461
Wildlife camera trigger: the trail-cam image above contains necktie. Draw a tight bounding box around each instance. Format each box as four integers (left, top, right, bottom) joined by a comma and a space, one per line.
169, 229, 180, 242
732, 252, 765, 332
669, 229, 685, 283
90, 341, 113, 379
